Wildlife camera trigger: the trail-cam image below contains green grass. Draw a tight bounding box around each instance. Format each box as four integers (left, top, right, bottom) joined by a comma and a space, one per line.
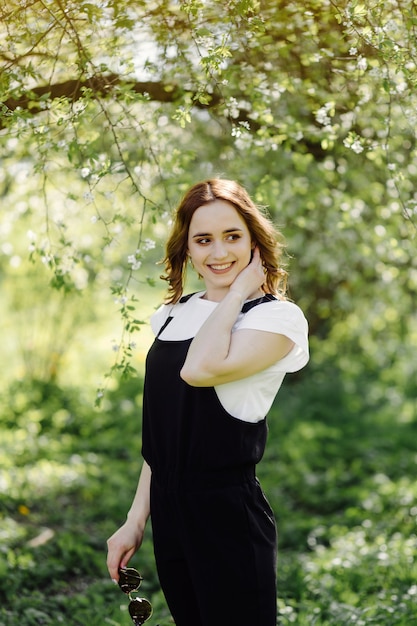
1, 357, 416, 625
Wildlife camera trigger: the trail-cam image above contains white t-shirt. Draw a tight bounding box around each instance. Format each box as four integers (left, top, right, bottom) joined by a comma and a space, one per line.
151, 292, 309, 424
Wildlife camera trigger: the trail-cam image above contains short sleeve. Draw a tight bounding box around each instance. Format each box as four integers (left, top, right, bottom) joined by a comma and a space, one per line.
236, 300, 309, 373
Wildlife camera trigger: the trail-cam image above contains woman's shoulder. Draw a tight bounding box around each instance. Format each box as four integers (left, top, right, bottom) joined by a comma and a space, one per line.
236, 295, 309, 366
238, 295, 308, 334
244, 295, 306, 318
150, 292, 207, 335
150, 303, 172, 335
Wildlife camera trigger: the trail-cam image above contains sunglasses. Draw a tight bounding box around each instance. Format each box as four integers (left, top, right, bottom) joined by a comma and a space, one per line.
118, 567, 153, 625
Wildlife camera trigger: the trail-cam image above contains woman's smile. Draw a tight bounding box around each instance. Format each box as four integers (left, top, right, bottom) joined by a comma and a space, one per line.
208, 262, 235, 272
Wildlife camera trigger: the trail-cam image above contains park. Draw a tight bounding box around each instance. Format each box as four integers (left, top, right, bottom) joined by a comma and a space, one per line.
1, 1, 416, 624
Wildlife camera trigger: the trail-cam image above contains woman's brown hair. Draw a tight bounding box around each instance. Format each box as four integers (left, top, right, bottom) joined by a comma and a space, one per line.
161, 179, 288, 303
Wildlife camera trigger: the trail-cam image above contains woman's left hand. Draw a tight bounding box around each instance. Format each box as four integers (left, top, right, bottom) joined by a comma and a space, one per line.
229, 247, 265, 301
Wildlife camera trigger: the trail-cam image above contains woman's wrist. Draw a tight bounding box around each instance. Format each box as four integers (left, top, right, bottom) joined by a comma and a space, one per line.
227, 288, 245, 307
126, 508, 149, 531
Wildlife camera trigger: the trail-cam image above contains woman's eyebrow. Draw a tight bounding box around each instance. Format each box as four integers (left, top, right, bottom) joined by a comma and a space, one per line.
191, 227, 244, 238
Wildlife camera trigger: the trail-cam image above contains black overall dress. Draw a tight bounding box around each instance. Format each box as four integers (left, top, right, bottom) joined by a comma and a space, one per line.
142, 295, 278, 626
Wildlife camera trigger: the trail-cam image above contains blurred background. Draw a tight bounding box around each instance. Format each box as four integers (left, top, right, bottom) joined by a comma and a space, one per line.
1, 1, 416, 624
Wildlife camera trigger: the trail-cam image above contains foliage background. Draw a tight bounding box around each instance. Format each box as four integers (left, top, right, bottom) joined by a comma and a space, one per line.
1, 0, 416, 624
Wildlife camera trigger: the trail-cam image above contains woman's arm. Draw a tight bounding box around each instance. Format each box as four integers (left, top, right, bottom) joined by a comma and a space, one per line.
106, 460, 151, 581
180, 250, 294, 387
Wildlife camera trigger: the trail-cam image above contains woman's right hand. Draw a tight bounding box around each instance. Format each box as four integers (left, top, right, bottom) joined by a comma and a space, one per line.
106, 520, 145, 582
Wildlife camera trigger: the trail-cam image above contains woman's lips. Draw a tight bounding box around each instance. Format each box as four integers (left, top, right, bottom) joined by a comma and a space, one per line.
208, 262, 234, 273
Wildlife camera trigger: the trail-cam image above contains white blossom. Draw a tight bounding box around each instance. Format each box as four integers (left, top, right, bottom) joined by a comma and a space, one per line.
143, 238, 156, 251
228, 97, 239, 119
357, 56, 367, 71
351, 140, 364, 154
344, 135, 364, 154
315, 102, 334, 126
127, 254, 142, 270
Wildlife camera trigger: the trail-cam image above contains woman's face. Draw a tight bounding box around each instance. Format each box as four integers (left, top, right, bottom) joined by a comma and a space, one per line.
187, 199, 253, 301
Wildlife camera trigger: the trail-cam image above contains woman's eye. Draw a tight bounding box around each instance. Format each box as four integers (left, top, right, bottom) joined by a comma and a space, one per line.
195, 234, 240, 244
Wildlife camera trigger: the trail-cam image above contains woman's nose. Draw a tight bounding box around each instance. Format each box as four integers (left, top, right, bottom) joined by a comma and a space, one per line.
212, 240, 228, 259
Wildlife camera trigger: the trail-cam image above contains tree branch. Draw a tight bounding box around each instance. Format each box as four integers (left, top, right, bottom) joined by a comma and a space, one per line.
1, 72, 328, 158
1, 73, 218, 127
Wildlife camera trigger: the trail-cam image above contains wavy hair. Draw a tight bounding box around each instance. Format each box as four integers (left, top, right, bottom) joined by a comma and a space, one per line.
161, 178, 288, 303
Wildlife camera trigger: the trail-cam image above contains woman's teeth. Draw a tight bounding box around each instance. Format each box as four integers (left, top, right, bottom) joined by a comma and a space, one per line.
210, 263, 232, 270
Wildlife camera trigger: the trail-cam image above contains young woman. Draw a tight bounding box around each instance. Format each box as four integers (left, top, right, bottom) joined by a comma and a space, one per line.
107, 179, 309, 626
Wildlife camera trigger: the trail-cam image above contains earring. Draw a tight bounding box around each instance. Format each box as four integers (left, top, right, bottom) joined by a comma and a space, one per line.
188, 255, 202, 279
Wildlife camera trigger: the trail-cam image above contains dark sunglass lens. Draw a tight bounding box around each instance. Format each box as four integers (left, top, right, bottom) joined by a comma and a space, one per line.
129, 598, 153, 625
118, 567, 143, 594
